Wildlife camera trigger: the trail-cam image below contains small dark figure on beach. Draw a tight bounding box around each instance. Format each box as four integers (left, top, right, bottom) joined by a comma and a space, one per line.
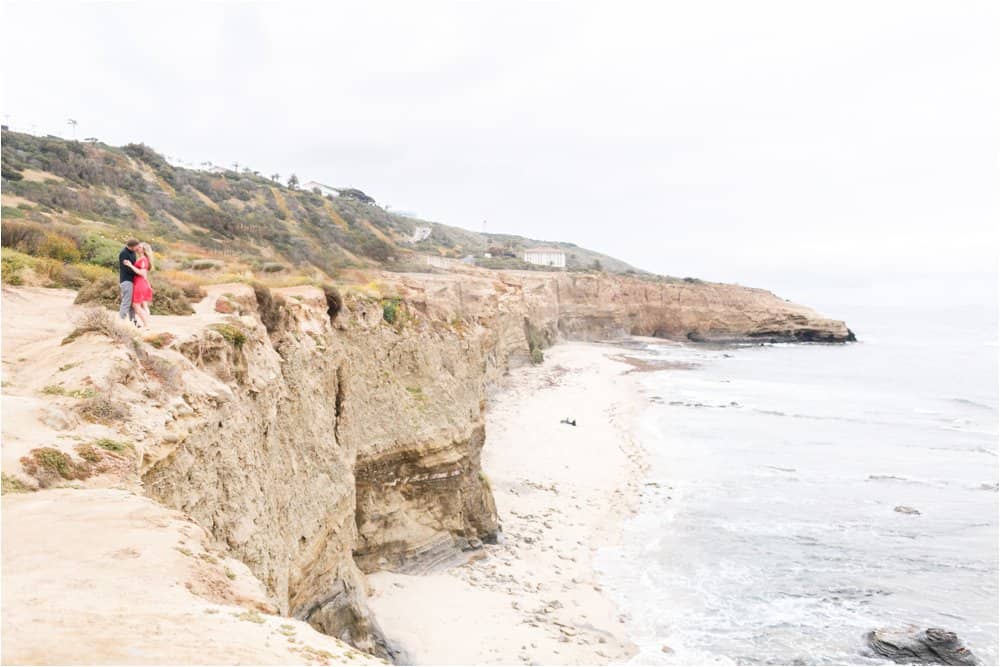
560, 418, 577, 426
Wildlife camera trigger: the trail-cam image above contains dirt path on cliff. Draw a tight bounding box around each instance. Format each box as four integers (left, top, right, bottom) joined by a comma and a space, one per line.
367, 342, 646, 665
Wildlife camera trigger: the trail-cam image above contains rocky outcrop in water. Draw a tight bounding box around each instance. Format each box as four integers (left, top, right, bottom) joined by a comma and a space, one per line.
867, 627, 979, 665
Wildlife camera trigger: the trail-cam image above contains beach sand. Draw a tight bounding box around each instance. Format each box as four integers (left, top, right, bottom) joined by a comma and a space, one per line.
368, 342, 647, 665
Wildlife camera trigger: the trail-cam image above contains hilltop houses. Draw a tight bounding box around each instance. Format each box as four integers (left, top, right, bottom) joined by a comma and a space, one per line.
523, 246, 566, 268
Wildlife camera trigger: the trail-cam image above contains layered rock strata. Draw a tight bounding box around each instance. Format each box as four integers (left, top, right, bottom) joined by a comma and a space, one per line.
113, 271, 850, 658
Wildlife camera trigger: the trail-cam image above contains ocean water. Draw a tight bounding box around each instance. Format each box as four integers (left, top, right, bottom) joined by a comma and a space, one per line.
596, 275, 999, 665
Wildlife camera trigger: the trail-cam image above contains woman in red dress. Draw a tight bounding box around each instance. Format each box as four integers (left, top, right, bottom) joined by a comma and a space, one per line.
126, 242, 154, 328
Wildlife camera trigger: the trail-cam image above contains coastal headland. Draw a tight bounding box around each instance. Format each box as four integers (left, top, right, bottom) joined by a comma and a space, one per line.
1, 268, 851, 664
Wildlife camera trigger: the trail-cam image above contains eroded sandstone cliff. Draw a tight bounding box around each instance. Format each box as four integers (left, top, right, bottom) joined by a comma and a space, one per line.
39, 269, 850, 659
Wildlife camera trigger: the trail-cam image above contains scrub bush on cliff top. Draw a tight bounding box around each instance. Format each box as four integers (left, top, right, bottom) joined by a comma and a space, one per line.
211, 323, 247, 349
382, 297, 400, 325
251, 282, 285, 333
75, 274, 196, 315
78, 393, 130, 424
1, 473, 29, 494
322, 285, 342, 322
19, 447, 90, 487
62, 308, 134, 346
1, 247, 111, 289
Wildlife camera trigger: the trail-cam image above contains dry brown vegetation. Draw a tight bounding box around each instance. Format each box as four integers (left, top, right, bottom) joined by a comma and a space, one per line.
19, 447, 91, 487
74, 274, 197, 315
62, 308, 134, 346
252, 282, 285, 333
17, 440, 137, 489
77, 392, 131, 424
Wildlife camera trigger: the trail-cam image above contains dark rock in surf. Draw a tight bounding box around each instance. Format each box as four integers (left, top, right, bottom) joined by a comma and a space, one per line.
867, 627, 978, 665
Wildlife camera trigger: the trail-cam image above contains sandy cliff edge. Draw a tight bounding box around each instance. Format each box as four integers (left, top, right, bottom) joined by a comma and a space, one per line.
1, 270, 851, 664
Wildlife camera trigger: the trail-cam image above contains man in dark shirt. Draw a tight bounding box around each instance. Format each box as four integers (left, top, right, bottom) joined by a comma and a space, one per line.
118, 239, 140, 323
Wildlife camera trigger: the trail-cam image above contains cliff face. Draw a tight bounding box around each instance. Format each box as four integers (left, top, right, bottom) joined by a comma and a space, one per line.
89, 270, 850, 658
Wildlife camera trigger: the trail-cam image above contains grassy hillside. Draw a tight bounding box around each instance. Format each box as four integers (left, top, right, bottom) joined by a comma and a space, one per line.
1, 130, 645, 298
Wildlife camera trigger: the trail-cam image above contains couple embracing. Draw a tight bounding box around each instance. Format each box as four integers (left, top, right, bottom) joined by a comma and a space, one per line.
118, 238, 155, 328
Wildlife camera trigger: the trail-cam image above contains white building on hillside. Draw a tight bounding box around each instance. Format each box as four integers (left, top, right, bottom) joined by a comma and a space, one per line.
523, 247, 566, 268
410, 226, 432, 243
301, 181, 341, 197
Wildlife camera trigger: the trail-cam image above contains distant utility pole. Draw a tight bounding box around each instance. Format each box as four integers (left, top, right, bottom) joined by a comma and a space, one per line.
67, 118, 78, 140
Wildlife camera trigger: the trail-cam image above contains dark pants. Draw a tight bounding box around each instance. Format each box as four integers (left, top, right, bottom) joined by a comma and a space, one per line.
119, 281, 135, 322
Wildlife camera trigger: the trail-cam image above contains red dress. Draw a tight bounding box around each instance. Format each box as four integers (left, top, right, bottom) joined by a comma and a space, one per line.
132, 257, 153, 304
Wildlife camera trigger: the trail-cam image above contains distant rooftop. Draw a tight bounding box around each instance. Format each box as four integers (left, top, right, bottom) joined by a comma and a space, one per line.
523, 246, 565, 254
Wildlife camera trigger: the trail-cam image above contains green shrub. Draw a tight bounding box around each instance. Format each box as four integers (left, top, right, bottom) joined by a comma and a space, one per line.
477, 470, 492, 493
73, 262, 114, 282
41, 384, 95, 399
71, 275, 117, 308
189, 259, 222, 271
19, 447, 89, 486
1, 247, 29, 285
524, 319, 548, 365
261, 262, 285, 273
382, 298, 400, 324
211, 323, 247, 349
360, 237, 394, 262
34, 257, 88, 288
1, 165, 24, 181
81, 234, 122, 268
148, 276, 198, 315
38, 233, 82, 262
1, 205, 25, 219
1, 473, 29, 494
92, 438, 133, 454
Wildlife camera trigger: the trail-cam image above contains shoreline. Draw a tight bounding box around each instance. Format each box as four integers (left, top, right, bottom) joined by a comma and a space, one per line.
367, 341, 649, 665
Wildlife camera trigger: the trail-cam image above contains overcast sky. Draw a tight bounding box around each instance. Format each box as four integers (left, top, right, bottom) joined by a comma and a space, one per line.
2, 1, 998, 292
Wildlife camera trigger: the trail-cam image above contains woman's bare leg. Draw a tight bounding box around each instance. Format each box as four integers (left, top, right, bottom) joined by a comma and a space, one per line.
136, 302, 151, 328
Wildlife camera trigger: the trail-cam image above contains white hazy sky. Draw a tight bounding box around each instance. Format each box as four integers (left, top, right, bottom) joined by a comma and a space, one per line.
2, 1, 998, 289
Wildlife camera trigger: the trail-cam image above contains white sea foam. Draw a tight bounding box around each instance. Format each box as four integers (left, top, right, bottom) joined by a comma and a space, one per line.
599, 305, 999, 665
